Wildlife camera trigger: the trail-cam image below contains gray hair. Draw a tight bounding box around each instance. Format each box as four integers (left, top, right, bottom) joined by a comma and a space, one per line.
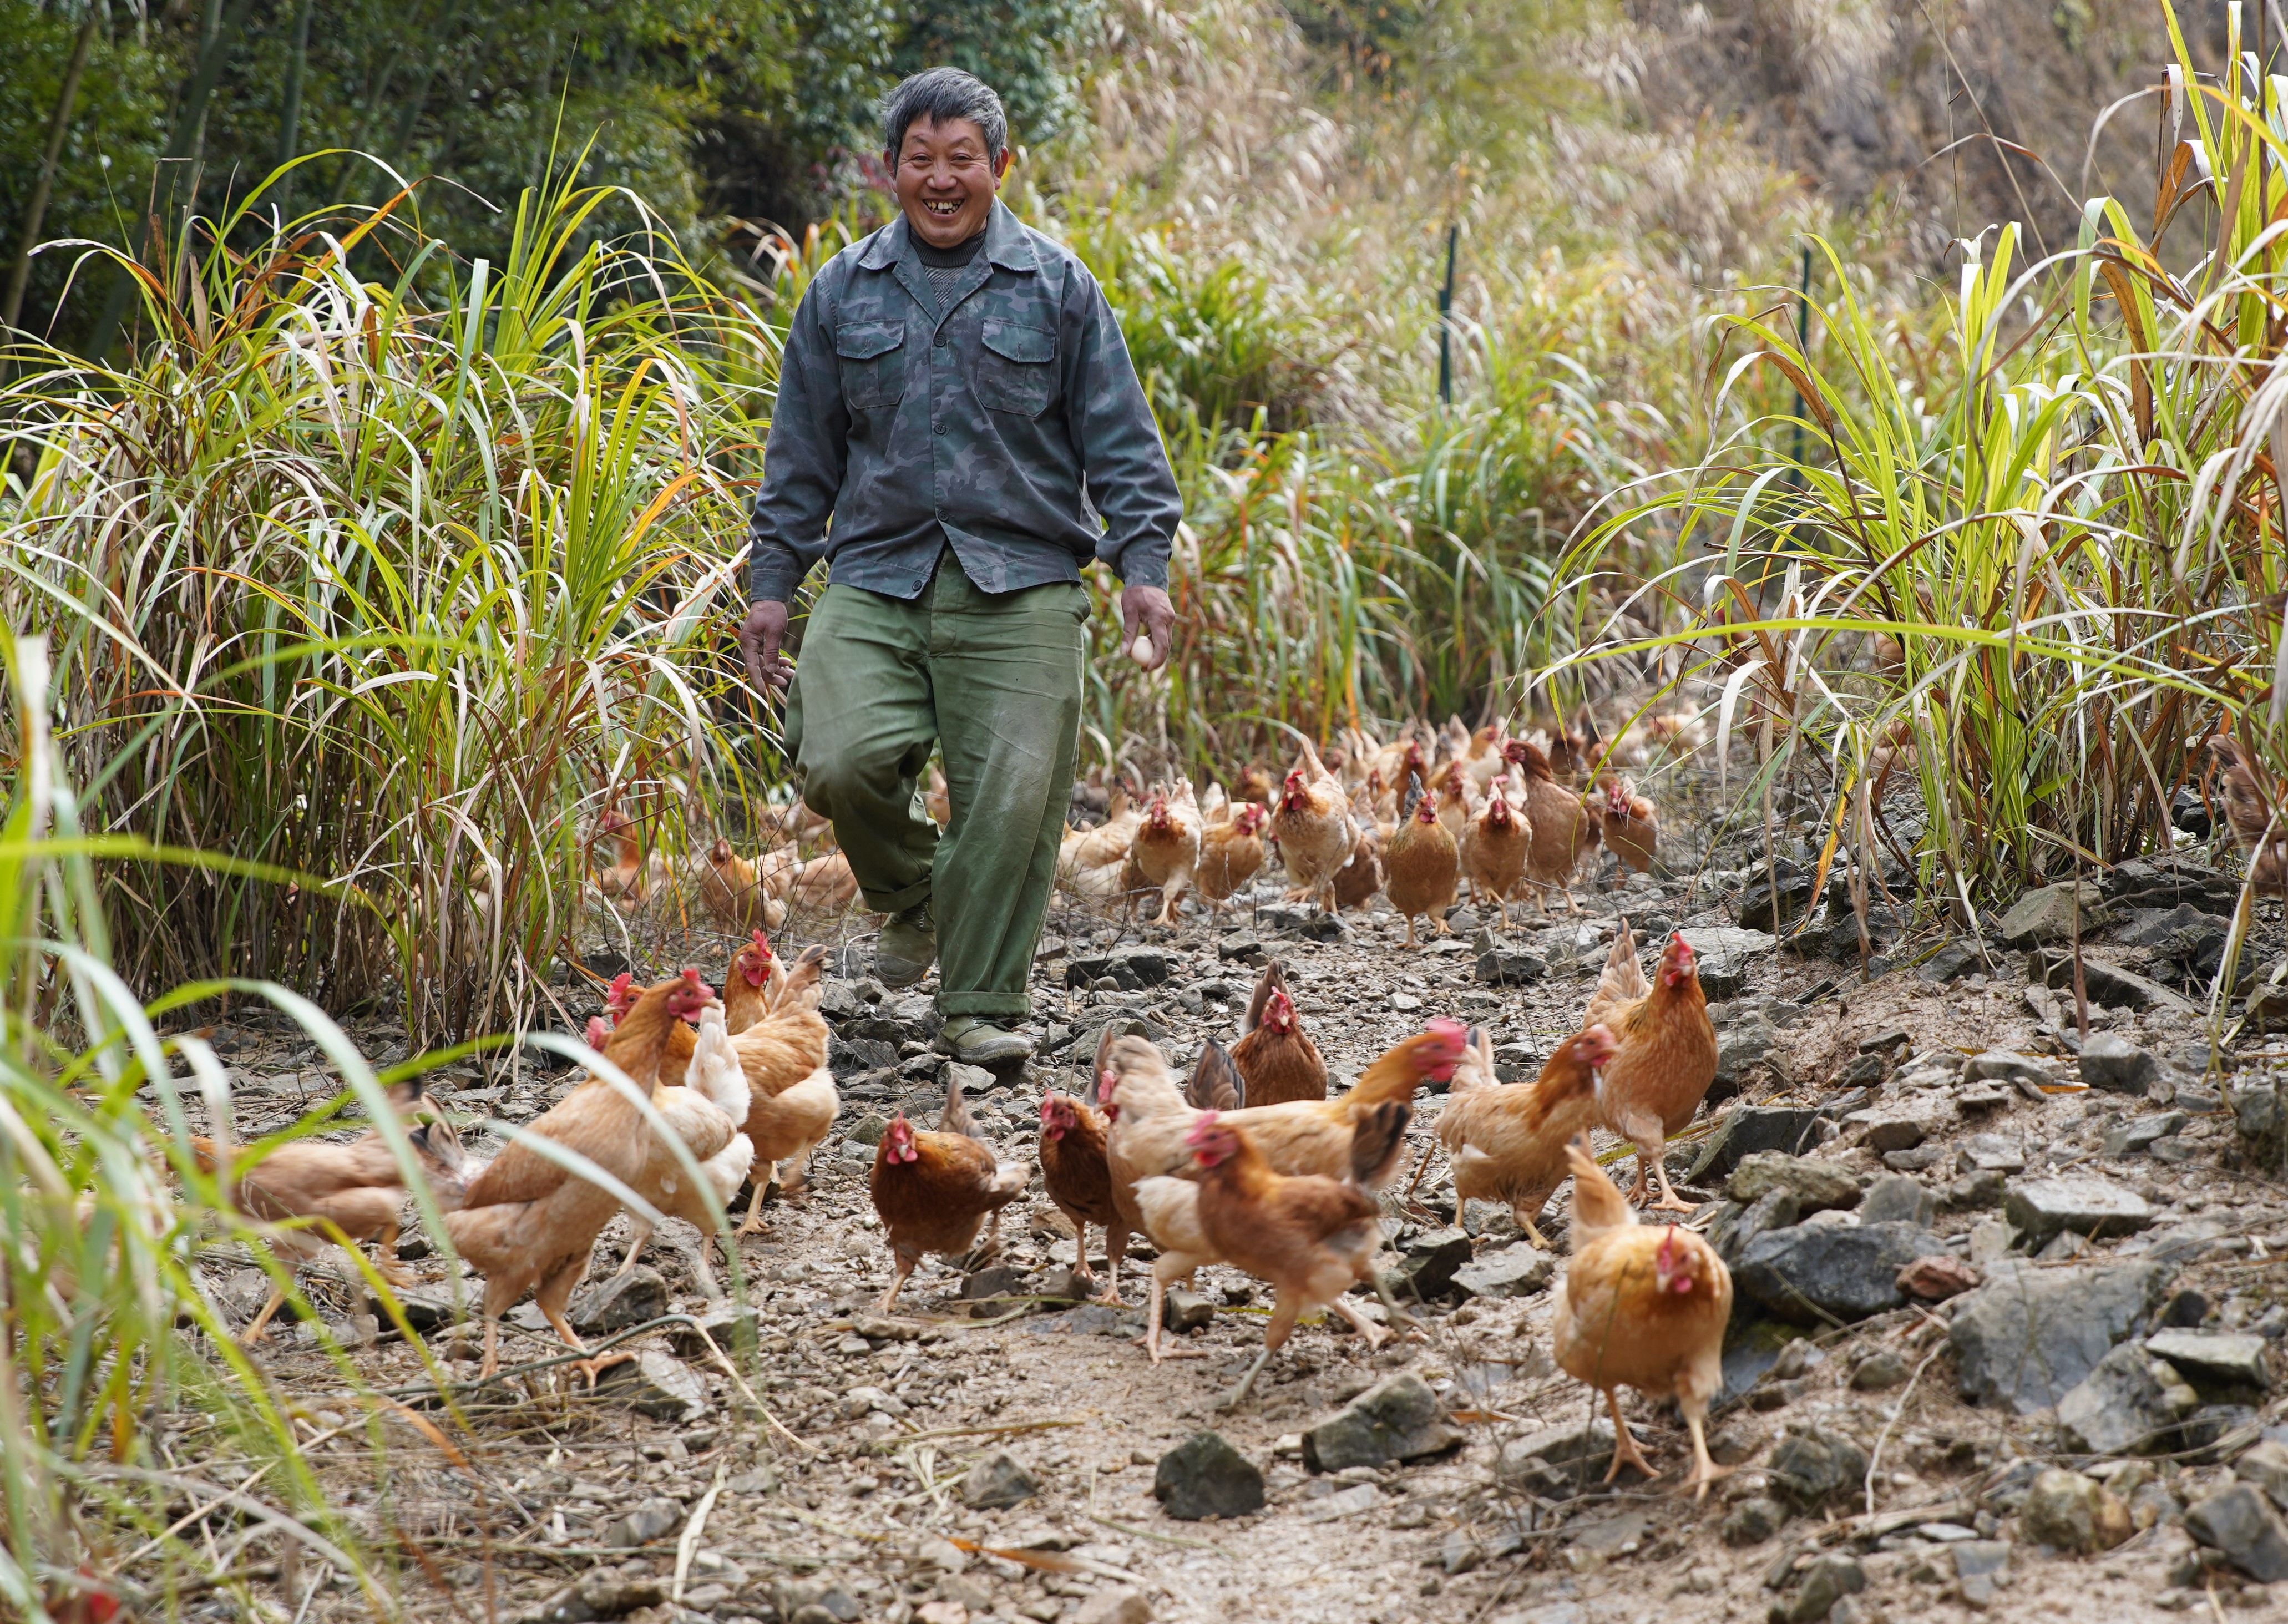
881, 68, 1008, 168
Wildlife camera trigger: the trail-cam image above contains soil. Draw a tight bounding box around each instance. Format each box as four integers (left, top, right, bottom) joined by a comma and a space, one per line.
174, 824, 2288, 1624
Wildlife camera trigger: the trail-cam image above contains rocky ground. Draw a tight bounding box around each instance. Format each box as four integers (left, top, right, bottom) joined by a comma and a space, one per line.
175, 824, 2288, 1624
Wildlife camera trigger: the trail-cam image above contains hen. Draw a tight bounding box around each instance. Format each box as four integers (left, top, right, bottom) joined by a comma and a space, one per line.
1058, 786, 1141, 905
1598, 777, 1659, 878
1461, 783, 1531, 928
610, 998, 757, 1295
1123, 780, 1205, 924
1270, 740, 1355, 912
2209, 735, 2288, 891
1138, 1102, 1415, 1408
1586, 924, 1718, 1211
1505, 739, 1599, 914
193, 1083, 463, 1344
1039, 1091, 1128, 1302
726, 944, 837, 1229
789, 850, 859, 911
1434, 1025, 1618, 1246
1550, 1139, 1731, 1496
1196, 803, 1268, 914
1226, 961, 1326, 1105
444, 972, 711, 1376
593, 809, 665, 908
720, 930, 784, 1033
700, 837, 791, 932
1384, 774, 1459, 948
869, 1074, 1033, 1311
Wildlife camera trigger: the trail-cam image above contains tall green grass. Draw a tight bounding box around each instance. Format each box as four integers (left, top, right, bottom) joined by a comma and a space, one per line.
2, 171, 779, 1041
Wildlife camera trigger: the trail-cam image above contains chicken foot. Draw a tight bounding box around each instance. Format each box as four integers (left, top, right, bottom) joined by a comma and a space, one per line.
1327, 1296, 1391, 1352
736, 1168, 777, 1238
1601, 1389, 1658, 1483
1616, 1111, 1695, 1212
1217, 1297, 1302, 1411
1365, 1267, 1421, 1338
1680, 1405, 1730, 1500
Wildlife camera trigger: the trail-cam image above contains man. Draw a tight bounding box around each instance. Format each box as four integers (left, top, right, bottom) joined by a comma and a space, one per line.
738, 67, 1181, 1065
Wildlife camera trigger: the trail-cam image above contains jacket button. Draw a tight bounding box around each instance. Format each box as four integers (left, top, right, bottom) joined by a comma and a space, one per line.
934, 422, 946, 435
934, 333, 946, 347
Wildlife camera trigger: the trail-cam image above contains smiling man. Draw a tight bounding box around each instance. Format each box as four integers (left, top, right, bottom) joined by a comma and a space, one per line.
740, 67, 1181, 1064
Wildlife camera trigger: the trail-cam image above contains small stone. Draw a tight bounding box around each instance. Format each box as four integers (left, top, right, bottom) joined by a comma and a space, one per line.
1954, 1135, 2027, 1175
1767, 1430, 1870, 1509
1162, 1287, 1214, 1333
2081, 1033, 2160, 1096
1392, 1228, 1474, 1300
1449, 1244, 1554, 1299
1963, 1050, 2052, 1091
2019, 1467, 2133, 1552
1951, 1259, 2169, 1413
1152, 1431, 1263, 1520
1734, 1222, 1945, 1323
2236, 1439, 2288, 1511
2185, 1483, 2288, 1581
1786, 1554, 1866, 1622
2056, 1340, 2199, 1454
1997, 881, 2108, 946
2144, 1329, 2271, 1392
1845, 1111, 1928, 1153
1494, 1418, 1615, 1493
2104, 1112, 2189, 1157
600, 1496, 685, 1548
598, 1349, 708, 1423
1850, 1351, 1911, 1390
1950, 1540, 2012, 1607
1682, 1106, 1825, 1183
1722, 1495, 1786, 1546
2001, 1175, 2155, 1242
1896, 1254, 1981, 1302
959, 1453, 1039, 1510
1727, 1151, 1861, 1212
1071, 1591, 1151, 1624
1860, 1173, 1936, 1227
1475, 947, 1548, 986
1302, 1372, 1458, 1471
569, 1266, 670, 1334
960, 1264, 1031, 1315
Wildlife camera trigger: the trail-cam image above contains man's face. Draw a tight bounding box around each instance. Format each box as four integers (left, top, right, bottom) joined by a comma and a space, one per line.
892, 115, 1011, 249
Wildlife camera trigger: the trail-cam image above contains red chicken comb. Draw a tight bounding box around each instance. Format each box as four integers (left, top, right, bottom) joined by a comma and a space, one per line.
605, 972, 636, 1014
1425, 1016, 1469, 1048
585, 1015, 611, 1047
675, 967, 716, 1004
752, 928, 774, 957
1183, 1111, 1222, 1144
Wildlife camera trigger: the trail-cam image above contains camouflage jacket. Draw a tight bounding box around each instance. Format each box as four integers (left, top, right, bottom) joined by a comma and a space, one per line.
747, 203, 1181, 603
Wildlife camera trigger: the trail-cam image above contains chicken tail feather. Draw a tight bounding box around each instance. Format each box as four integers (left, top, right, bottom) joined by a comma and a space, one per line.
1187, 1038, 1244, 1111
1348, 1101, 1413, 1188
939, 1068, 983, 1142
1562, 1135, 1636, 1243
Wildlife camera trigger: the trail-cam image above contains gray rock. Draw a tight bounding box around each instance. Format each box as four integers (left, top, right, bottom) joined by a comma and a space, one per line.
599, 1495, 685, 1548
1071, 1589, 1152, 1624
1860, 1173, 1936, 1226
1722, 1495, 1786, 1546
598, 1349, 708, 1423
1712, 1188, 1800, 1262
1302, 1372, 1457, 1472
1845, 1110, 1928, 1153
1494, 1418, 1616, 1494
1784, 1554, 1866, 1622
1954, 1134, 2027, 1175
1952, 1261, 2170, 1412
665, 1305, 756, 1360
2233, 1083, 2288, 1170
1849, 1350, 1911, 1390
1950, 1540, 2013, 1607
959, 1452, 1040, 1510
1737, 860, 1819, 933
1449, 1244, 1554, 1299
2104, 1112, 2189, 1157
1393, 1228, 1474, 1301
1152, 1431, 1263, 1521
1727, 1151, 1860, 1212
2186, 1483, 2288, 1581
1682, 1106, 1825, 1183
570, 1266, 669, 1334
1768, 1429, 1870, 1509
2002, 1175, 2155, 1242
1475, 947, 1548, 985
944, 1061, 995, 1098
2080, 1033, 2159, 1096
1997, 881, 2108, 947
1734, 1221, 1945, 1323
844, 1111, 890, 1147
1919, 941, 1985, 983
1679, 924, 1778, 959
2145, 1329, 2272, 1392
1162, 1287, 1214, 1333
1963, 1051, 2052, 1089
2019, 1467, 2132, 1551
2029, 948, 2199, 1015
1710, 1016, 1775, 1100
2236, 1439, 2288, 1512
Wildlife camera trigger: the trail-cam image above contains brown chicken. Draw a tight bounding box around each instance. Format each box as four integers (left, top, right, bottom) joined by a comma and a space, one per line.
1058, 785, 1141, 904
1598, 777, 1659, 877
699, 838, 791, 932
1227, 961, 1327, 1105
1197, 803, 1268, 913
1185, 1037, 1244, 1111
788, 850, 859, 910
1586, 924, 1718, 1211
1123, 780, 1204, 924
1461, 783, 1531, 927
444, 972, 712, 1377
869, 1074, 1033, 1311
1270, 740, 1356, 912
1431, 758, 1476, 845
1039, 1091, 1128, 1302
727, 944, 835, 1228
608, 996, 757, 1293
1233, 762, 1276, 805
593, 808, 665, 907
1136, 1101, 1414, 1407
2209, 735, 2288, 891
1384, 775, 1460, 947
1434, 1025, 1619, 1246
1550, 1139, 1731, 1496
1505, 739, 1599, 914
1330, 824, 1384, 913
719, 930, 782, 1033
193, 1084, 464, 1344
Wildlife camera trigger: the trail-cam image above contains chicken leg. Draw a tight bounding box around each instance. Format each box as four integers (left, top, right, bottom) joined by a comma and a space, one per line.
1601, 1389, 1657, 1483
737, 1169, 776, 1238
1616, 1109, 1694, 1212
1680, 1404, 1729, 1500
1218, 1296, 1300, 1411
536, 1256, 634, 1386
1144, 1253, 1213, 1362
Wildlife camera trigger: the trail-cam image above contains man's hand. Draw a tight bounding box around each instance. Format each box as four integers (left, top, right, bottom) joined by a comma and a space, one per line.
738, 599, 792, 693
1119, 584, 1176, 672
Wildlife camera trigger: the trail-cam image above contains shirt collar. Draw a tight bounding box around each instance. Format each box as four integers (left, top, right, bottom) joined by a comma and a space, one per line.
858, 201, 1036, 275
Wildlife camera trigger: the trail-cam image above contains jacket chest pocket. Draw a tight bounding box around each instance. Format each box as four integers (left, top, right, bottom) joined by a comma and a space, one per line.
836, 320, 907, 410
973, 319, 1056, 417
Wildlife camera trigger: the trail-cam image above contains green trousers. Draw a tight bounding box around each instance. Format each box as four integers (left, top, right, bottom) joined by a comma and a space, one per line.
784, 554, 1086, 1019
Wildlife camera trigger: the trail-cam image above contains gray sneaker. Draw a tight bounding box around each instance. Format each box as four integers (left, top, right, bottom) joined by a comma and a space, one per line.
935, 1015, 1035, 1064
874, 899, 936, 989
